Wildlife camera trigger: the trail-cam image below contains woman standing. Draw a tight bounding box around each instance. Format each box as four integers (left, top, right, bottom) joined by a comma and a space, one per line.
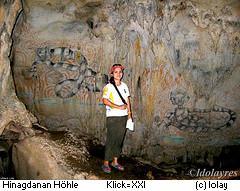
102, 64, 132, 173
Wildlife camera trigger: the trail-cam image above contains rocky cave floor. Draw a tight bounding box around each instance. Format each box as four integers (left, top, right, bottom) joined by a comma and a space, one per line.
48, 131, 188, 180
1, 127, 240, 180
25, 128, 240, 179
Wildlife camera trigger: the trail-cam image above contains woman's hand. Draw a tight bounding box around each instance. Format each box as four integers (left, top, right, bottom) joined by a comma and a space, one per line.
128, 112, 132, 120
118, 104, 127, 110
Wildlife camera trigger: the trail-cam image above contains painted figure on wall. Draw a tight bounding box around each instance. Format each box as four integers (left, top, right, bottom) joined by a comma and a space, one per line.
30, 47, 101, 98
157, 89, 236, 132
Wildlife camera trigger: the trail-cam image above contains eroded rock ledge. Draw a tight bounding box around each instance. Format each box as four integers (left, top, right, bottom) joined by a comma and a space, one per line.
12, 132, 99, 179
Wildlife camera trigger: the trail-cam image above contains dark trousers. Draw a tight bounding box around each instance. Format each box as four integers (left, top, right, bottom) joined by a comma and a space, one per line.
104, 116, 128, 161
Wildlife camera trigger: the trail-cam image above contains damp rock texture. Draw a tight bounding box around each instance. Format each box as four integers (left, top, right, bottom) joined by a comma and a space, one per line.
12, 132, 99, 179
0, 0, 37, 137
11, 0, 240, 165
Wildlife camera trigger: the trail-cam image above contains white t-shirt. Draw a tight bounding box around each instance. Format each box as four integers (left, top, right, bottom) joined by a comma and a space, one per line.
102, 82, 130, 117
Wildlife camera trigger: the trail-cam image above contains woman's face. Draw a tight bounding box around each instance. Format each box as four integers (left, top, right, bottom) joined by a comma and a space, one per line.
112, 67, 123, 81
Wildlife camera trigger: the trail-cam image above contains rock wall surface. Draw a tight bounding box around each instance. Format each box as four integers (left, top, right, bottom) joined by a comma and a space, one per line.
12, 0, 240, 165
0, 0, 37, 136
12, 133, 99, 179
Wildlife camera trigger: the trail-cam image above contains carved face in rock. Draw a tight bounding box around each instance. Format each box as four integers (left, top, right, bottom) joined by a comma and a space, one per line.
36, 47, 49, 61
170, 90, 190, 107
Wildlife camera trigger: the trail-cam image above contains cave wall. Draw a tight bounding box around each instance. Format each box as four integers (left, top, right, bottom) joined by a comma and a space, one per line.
0, 0, 36, 137
12, 0, 240, 165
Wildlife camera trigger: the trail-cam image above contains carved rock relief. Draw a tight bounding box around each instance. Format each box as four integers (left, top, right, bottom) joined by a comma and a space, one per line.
155, 89, 236, 133
28, 47, 103, 99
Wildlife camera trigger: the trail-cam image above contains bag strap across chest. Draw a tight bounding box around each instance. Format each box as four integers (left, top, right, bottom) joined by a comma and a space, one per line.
111, 83, 127, 105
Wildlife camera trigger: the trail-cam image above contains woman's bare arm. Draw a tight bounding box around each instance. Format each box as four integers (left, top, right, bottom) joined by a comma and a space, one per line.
126, 97, 132, 119
102, 98, 127, 110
